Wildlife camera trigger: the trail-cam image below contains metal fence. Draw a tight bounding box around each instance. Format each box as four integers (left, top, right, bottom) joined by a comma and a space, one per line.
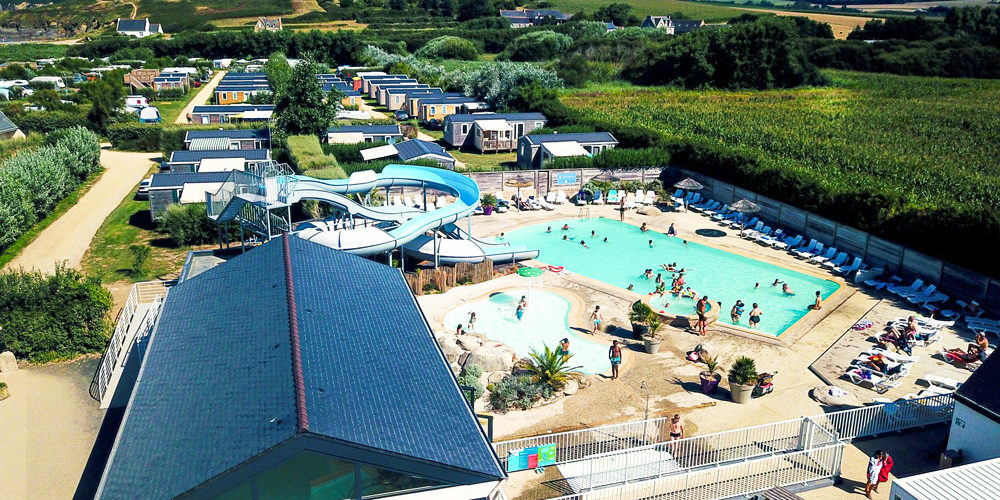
89, 280, 174, 402
494, 417, 670, 469
810, 393, 955, 441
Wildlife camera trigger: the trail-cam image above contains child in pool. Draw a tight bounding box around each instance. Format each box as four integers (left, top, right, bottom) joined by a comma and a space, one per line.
515, 304, 524, 321
782, 283, 795, 295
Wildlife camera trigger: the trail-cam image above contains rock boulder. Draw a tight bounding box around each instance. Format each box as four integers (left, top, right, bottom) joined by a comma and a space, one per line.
465, 344, 517, 372
637, 205, 662, 216
0, 351, 17, 373
563, 379, 579, 396
456, 336, 483, 351
437, 336, 463, 363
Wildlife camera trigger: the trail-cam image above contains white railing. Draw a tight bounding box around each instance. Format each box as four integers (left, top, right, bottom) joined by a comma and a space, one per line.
810, 393, 954, 441
494, 417, 670, 469
543, 443, 845, 500
89, 280, 175, 401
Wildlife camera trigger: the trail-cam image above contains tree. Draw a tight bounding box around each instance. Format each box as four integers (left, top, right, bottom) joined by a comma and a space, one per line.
274, 57, 338, 136
438, 0, 455, 17
29, 89, 68, 112
264, 52, 292, 96
129, 244, 151, 278
457, 0, 494, 21
340, 0, 354, 7
389, 0, 406, 9
593, 3, 635, 26
503, 31, 573, 61
414, 35, 480, 60
82, 72, 126, 132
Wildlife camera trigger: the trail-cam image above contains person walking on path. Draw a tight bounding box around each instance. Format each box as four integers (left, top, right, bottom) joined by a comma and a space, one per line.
669, 414, 685, 455
875, 450, 893, 493
696, 296, 709, 336
608, 340, 622, 379
590, 305, 603, 334
865, 450, 884, 499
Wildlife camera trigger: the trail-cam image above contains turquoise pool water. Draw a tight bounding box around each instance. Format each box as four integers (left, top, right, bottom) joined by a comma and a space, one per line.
503, 218, 840, 336
442, 289, 611, 374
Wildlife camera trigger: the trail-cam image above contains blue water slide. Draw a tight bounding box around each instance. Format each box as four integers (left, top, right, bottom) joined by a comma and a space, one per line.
289, 165, 536, 263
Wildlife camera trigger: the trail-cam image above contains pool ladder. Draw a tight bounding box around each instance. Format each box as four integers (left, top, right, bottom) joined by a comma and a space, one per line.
577, 207, 591, 220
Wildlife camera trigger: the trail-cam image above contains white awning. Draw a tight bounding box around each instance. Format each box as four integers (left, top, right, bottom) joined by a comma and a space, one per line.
476, 119, 510, 132
336, 110, 371, 120
327, 131, 366, 144
238, 110, 272, 120
541, 141, 590, 157
188, 137, 231, 151
197, 157, 245, 173
360, 144, 398, 161
179, 182, 224, 204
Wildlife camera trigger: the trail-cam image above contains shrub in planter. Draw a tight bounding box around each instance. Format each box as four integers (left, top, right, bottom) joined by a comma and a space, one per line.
629, 301, 654, 338
480, 193, 497, 215
642, 316, 662, 354
728, 356, 758, 404
699, 355, 722, 395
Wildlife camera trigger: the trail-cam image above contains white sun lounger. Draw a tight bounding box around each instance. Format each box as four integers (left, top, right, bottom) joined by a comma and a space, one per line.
834, 257, 863, 275
691, 200, 718, 213
435, 196, 448, 209
741, 221, 764, 238
393, 195, 403, 206
864, 347, 920, 364
645, 190, 657, 204
811, 247, 837, 264
757, 229, 785, 246
844, 368, 902, 394
924, 373, 962, 390
888, 279, 924, 297
546, 192, 556, 204
822, 252, 849, 269
555, 190, 567, 204
633, 190, 647, 205
773, 234, 802, 250
794, 241, 822, 259
623, 193, 638, 209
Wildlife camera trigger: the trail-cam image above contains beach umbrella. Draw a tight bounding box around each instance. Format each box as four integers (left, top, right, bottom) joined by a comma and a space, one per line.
673, 177, 703, 211
505, 175, 534, 200
729, 198, 761, 235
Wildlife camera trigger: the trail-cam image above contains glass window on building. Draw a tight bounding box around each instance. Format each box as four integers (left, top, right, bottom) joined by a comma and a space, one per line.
358, 465, 442, 498
217, 452, 356, 500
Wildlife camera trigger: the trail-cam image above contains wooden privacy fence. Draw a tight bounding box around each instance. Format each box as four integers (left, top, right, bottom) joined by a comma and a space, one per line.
405, 259, 495, 295
667, 167, 1000, 310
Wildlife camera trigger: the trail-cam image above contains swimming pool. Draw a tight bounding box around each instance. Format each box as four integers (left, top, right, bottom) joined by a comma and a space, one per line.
442, 289, 611, 374
502, 218, 840, 336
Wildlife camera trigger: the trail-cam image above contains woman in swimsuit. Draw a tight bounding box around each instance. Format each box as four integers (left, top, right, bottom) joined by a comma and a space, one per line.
468, 312, 476, 330
559, 338, 571, 357
749, 303, 762, 328
562, 224, 570, 231
782, 283, 795, 295
667, 223, 676, 237
812, 291, 822, 310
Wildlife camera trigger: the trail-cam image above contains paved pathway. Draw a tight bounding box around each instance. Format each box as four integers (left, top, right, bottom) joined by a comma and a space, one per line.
174, 70, 226, 124
4, 147, 157, 274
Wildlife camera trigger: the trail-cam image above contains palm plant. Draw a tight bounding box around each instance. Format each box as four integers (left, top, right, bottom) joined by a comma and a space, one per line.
524, 343, 583, 391
701, 355, 720, 376
728, 356, 758, 385
646, 316, 662, 340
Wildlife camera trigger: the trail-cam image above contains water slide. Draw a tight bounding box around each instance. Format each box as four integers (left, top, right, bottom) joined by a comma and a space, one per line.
288, 165, 538, 263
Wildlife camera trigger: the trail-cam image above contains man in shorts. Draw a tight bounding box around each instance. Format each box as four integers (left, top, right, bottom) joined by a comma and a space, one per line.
696, 296, 709, 336
591, 305, 603, 334
669, 414, 685, 455
608, 340, 622, 379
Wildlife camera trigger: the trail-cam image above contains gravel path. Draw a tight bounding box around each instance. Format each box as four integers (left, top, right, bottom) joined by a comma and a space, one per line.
4, 147, 157, 274
174, 70, 226, 124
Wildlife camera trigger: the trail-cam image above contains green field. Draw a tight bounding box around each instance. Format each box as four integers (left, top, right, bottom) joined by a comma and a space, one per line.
562, 71, 1000, 211
549, 0, 744, 22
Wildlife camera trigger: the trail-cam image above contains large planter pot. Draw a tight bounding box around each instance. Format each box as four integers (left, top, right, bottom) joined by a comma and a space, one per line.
631, 323, 649, 339
483, 206, 494, 215
643, 337, 661, 354
700, 373, 721, 395
729, 381, 755, 404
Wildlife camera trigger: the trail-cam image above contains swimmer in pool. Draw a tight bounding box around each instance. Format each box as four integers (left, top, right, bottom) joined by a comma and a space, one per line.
731, 300, 745, 322
782, 283, 795, 295
649, 239, 654, 248
640, 223, 648, 232
772, 279, 782, 286
562, 224, 570, 231
546, 226, 552, 233
515, 304, 524, 321
644, 269, 653, 279
603, 237, 608, 243
755, 282, 760, 289
456, 323, 465, 335
627, 284, 634, 291
591, 230, 596, 237
580, 240, 588, 248
563, 235, 569, 241
683, 240, 688, 245
468, 312, 476, 329
519, 295, 528, 309
749, 303, 762, 329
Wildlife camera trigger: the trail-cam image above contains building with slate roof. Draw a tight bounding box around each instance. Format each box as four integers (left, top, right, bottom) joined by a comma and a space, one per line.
500, 9, 572, 27
94, 235, 506, 499
147, 171, 234, 219
166, 148, 271, 173
116, 18, 163, 38
326, 125, 403, 144
191, 105, 274, 124
443, 113, 547, 150
0, 110, 24, 140
641, 15, 676, 34
254, 17, 283, 32
183, 129, 271, 150
947, 350, 1000, 463
394, 139, 456, 169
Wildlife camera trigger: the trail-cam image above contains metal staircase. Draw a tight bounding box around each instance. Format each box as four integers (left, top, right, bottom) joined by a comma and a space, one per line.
207, 162, 295, 240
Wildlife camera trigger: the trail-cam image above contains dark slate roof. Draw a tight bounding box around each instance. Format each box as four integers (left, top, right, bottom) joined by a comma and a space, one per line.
955, 351, 1000, 422
523, 132, 618, 145
0, 110, 19, 133
222, 72, 267, 79
328, 125, 402, 135
149, 171, 232, 188
396, 139, 453, 161
674, 19, 705, 33
386, 87, 440, 96
97, 237, 504, 499
419, 97, 478, 106
116, 19, 148, 32
168, 149, 270, 163
192, 105, 274, 114
445, 112, 547, 124
184, 129, 269, 142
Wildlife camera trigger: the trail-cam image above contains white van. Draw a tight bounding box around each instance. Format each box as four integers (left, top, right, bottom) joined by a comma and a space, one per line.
126, 95, 149, 108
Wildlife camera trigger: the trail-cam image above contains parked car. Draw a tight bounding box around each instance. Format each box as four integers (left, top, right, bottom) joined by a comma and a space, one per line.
393, 109, 409, 121
424, 118, 442, 130
193, 80, 201, 88
137, 177, 152, 199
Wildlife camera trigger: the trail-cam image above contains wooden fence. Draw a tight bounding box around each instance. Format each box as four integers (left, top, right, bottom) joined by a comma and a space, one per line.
405, 259, 496, 296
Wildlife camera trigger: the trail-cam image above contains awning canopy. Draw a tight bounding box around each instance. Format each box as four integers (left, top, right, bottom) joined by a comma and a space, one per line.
541, 141, 590, 157
197, 157, 246, 173
327, 131, 366, 144
237, 110, 273, 120
188, 137, 231, 151
360, 144, 399, 161
475, 119, 510, 132
179, 182, 224, 204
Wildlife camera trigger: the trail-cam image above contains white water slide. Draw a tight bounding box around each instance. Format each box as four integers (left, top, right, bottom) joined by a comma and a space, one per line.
289, 165, 538, 264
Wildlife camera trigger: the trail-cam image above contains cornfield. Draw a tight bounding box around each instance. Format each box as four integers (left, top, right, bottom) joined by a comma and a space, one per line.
562, 71, 1000, 211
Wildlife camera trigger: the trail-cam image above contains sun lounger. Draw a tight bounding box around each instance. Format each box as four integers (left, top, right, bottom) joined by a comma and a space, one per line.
821, 252, 849, 269
623, 193, 638, 209
576, 192, 588, 206
757, 229, 785, 246
393, 195, 403, 206
864, 347, 920, 364
966, 317, 1000, 335
691, 200, 717, 212
740, 221, 764, 237
670, 189, 683, 202
913, 292, 948, 306
633, 190, 647, 205
844, 368, 902, 394
606, 190, 618, 204
533, 196, 554, 210
772, 234, 801, 250
940, 349, 983, 369
794, 241, 822, 259
593, 190, 604, 205
834, 257, 863, 275
704, 204, 728, 218
888, 279, 924, 297
545, 192, 556, 204
435, 196, 448, 209
645, 190, 658, 204
555, 190, 567, 204
924, 373, 962, 390
403, 195, 416, 208
810, 247, 837, 264
744, 225, 770, 240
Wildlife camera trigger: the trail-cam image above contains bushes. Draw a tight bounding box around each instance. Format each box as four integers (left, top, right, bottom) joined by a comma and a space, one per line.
11, 111, 89, 134
457, 364, 485, 404
503, 31, 573, 61
462, 61, 563, 110
0, 127, 101, 250
415, 36, 481, 60
107, 122, 163, 151
0, 265, 112, 362
488, 375, 543, 412
158, 203, 220, 246
323, 141, 389, 163
287, 135, 342, 175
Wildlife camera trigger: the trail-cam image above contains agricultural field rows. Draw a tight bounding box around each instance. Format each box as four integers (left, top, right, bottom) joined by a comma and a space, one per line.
562, 71, 1000, 211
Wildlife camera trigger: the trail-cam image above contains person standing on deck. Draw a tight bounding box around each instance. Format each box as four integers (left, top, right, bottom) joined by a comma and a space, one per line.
865, 450, 884, 499
696, 296, 709, 336
875, 450, 893, 494
590, 305, 603, 334
608, 340, 622, 379
669, 414, 685, 455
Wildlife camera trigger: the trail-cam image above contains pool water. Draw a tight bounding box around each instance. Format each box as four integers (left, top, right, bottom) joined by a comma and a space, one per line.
442, 289, 611, 374
503, 218, 840, 336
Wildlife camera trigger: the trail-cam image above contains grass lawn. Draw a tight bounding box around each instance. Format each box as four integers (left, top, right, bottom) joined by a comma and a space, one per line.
81, 167, 199, 283
550, 0, 743, 21
154, 87, 200, 124
450, 150, 516, 172
0, 169, 103, 268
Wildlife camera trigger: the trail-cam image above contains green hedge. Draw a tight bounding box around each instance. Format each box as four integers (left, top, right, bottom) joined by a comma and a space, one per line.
10, 111, 89, 134
322, 141, 389, 164
107, 122, 163, 151
288, 135, 344, 177
0, 127, 101, 251
0, 265, 112, 362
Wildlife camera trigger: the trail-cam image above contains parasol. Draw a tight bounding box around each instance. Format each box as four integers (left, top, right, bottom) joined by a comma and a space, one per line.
505, 175, 534, 200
